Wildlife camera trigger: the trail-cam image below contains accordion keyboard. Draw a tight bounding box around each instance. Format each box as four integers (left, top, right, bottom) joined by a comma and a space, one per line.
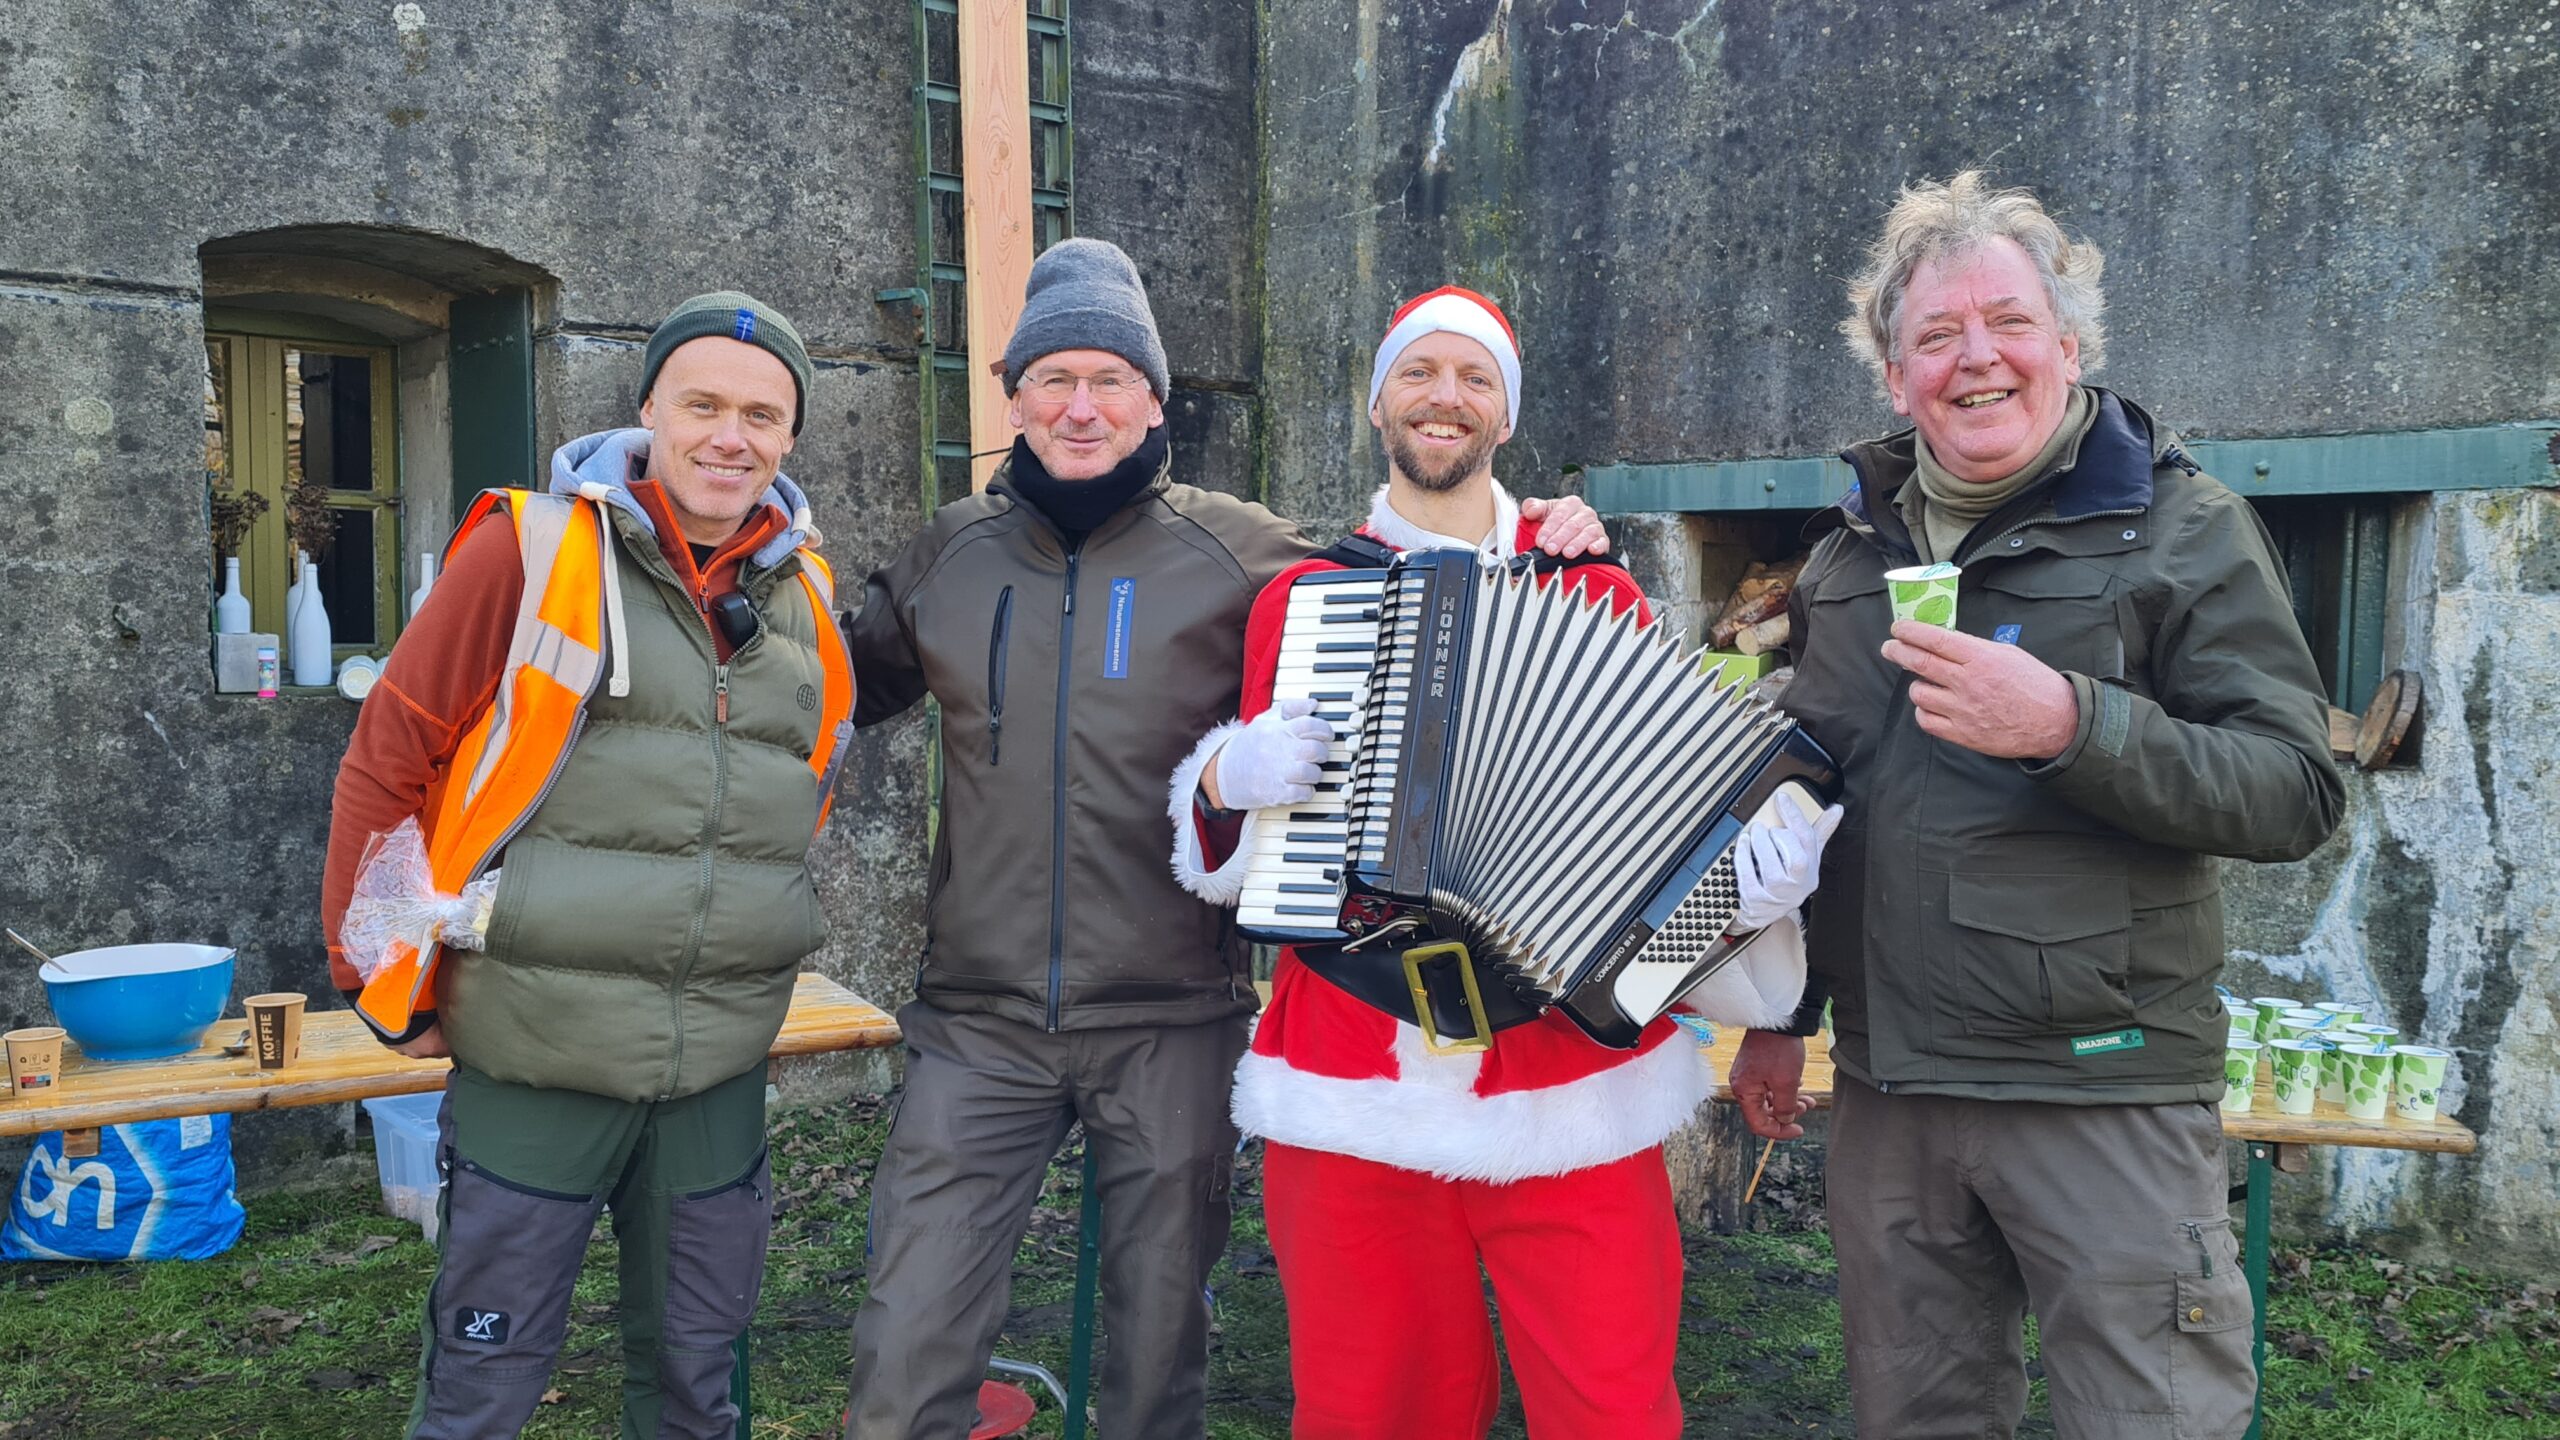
1235, 569, 1390, 942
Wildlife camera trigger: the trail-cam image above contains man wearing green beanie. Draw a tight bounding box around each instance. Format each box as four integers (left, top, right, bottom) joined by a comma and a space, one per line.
838, 238, 1610, 1438
327, 287, 852, 1439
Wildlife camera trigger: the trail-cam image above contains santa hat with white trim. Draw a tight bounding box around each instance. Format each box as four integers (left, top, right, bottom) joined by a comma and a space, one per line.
1368, 285, 1522, 430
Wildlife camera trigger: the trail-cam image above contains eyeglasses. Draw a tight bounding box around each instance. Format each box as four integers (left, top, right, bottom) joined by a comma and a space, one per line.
1020, 372, 1148, 405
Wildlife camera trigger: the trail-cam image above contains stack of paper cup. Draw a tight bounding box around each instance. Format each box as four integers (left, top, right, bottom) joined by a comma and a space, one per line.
2268, 1040, 2324, 1116
2223, 1039, 2262, 1113
2390, 1046, 2451, 1122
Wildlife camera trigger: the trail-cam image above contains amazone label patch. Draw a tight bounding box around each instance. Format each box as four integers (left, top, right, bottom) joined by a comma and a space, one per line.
2071, 1028, 2147, 1056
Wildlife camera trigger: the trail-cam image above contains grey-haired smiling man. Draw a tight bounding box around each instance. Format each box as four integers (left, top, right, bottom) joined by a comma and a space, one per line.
836, 238, 1610, 1439
1731, 174, 2344, 1439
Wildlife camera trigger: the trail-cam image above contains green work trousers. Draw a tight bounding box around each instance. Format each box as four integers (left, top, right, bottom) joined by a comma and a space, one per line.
407, 1062, 772, 1440
1826, 1076, 2257, 1439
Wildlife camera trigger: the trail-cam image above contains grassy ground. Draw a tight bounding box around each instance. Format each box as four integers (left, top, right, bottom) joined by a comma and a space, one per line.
2, 1098, 2553, 1438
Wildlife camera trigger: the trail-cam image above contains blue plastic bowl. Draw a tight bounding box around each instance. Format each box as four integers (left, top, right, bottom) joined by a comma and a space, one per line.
39, 943, 237, 1061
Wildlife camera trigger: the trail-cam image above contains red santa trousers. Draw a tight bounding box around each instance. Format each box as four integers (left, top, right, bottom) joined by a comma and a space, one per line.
1260, 1141, 1684, 1439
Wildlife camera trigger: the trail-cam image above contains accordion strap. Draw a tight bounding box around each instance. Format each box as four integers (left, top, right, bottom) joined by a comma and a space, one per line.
1298, 938, 1547, 1048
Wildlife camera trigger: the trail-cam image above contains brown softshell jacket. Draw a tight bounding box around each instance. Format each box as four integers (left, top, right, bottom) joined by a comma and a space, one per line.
847, 449, 1312, 1031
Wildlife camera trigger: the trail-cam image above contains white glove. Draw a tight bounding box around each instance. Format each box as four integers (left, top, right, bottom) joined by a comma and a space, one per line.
1729, 799, 1845, 933
1211, 698, 1335, 809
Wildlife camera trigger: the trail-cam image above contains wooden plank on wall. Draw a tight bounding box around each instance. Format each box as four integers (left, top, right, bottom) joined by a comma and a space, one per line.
959, 0, 1033, 492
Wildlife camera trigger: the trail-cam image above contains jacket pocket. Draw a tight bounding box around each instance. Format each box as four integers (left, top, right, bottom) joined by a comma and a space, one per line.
1948, 872, 2135, 1037
986, 585, 1013, 765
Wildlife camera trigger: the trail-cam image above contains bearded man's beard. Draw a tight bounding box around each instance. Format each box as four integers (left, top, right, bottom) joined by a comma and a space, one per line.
1385, 415, 1498, 493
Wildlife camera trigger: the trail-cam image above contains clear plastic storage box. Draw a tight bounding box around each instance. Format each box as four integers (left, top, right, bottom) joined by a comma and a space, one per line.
361, 1090, 444, 1242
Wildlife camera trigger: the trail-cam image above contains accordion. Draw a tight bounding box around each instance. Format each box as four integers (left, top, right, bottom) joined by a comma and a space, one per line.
1238, 549, 1838, 1049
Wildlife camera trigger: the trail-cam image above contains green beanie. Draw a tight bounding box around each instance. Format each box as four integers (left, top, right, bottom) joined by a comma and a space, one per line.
638, 291, 814, 434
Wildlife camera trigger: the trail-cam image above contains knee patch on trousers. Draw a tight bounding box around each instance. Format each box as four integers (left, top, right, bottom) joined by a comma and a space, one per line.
418, 1155, 604, 1437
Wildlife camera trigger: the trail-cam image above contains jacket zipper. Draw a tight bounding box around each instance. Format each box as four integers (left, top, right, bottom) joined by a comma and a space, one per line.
987, 586, 1014, 766
1047, 546, 1081, 1033
667, 573, 732, 1100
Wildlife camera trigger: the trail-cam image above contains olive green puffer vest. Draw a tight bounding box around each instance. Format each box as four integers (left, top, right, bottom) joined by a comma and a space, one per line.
443, 506, 834, 1101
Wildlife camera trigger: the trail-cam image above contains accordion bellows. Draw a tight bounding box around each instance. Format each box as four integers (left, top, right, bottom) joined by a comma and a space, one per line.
1240, 551, 1838, 1048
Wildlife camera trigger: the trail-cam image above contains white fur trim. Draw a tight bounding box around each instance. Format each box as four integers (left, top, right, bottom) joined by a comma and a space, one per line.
1368, 291, 1523, 428
1363, 482, 1520, 561
1232, 1032, 1713, 1184
1167, 719, 1256, 904
1674, 915, 1809, 1030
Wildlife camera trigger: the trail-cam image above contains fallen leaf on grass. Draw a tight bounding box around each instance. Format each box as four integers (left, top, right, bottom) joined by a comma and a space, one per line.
357, 1235, 400, 1257
538, 1388, 567, 1405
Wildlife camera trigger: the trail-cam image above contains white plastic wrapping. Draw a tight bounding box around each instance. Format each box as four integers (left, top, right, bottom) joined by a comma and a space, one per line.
339, 818, 499, 983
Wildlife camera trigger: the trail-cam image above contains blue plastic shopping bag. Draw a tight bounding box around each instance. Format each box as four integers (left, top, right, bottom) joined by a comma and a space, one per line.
2, 1115, 246, 1261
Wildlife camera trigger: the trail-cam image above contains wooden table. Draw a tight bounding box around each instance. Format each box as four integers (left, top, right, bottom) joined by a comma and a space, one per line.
1687, 1028, 2477, 1440
0, 971, 899, 1139
0, 971, 901, 1440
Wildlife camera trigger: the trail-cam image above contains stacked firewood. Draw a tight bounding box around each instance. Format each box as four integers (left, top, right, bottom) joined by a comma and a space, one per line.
1706, 554, 1808, 656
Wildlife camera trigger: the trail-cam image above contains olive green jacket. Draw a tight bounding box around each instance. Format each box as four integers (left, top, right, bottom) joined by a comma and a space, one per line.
445, 500, 836, 1103
1777, 390, 2344, 1103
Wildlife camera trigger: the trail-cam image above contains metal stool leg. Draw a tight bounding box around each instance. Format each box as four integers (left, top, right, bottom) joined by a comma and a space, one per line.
1063, 1144, 1102, 1440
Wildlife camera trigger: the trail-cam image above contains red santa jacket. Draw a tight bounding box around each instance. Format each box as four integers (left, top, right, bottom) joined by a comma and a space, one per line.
1167, 485, 1806, 1182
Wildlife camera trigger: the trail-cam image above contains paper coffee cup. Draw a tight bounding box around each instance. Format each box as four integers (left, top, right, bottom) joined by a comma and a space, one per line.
2343, 1022, 2398, 1049
2340, 1044, 2395, 1121
2268, 1039, 2323, 1116
2310, 1001, 2363, 1026
2390, 1045, 2451, 1122
2222, 1039, 2261, 1113
5, 1027, 66, 1096
2310, 1032, 2354, 1105
1884, 563, 1962, 629
245, 992, 308, 1070
2247, 997, 2299, 1043
2273, 1010, 2332, 1045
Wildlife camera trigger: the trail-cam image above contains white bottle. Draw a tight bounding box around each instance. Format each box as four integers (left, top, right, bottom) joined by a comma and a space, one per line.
281, 551, 305, 659
408, 551, 438, 619
215, 556, 251, 634
289, 549, 334, 687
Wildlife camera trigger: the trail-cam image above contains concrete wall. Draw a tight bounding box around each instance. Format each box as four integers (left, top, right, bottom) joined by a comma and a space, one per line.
1258, 0, 2560, 1267
0, 0, 1262, 1174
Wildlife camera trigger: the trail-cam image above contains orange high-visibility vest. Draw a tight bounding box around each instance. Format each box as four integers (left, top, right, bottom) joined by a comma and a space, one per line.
356, 490, 855, 1035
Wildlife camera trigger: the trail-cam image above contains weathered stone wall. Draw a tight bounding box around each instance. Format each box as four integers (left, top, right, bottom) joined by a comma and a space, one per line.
1260, 0, 2560, 1267
0, 0, 1262, 1174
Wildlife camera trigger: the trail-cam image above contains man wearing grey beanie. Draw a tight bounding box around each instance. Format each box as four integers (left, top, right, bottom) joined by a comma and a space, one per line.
838, 238, 1608, 1438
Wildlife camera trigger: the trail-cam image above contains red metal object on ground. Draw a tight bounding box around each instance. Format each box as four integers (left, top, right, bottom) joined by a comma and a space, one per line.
970, 1380, 1039, 1438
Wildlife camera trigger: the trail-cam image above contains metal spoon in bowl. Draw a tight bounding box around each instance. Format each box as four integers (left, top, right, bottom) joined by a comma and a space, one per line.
5, 928, 54, 966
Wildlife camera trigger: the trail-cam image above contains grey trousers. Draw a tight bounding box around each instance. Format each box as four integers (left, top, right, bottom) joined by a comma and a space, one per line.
1827, 1077, 2257, 1440
844, 1001, 1250, 1440
409, 1063, 771, 1440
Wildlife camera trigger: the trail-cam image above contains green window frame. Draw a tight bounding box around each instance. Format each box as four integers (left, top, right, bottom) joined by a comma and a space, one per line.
1583, 422, 2559, 713
204, 307, 403, 665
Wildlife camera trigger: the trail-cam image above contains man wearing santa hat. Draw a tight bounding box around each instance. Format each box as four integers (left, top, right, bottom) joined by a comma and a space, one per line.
1167, 285, 1844, 1438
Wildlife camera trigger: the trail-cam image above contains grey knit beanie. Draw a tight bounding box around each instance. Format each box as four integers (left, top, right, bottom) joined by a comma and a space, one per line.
639, 291, 814, 434
1000, 239, 1170, 399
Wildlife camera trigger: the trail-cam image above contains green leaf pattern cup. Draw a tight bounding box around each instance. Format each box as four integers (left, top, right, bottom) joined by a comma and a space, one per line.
2390, 1045, 2451, 1122
2223, 1040, 2262, 1113
1884, 563, 1962, 629
2249, 997, 2300, 1043
2268, 1039, 2322, 1115
2341, 1044, 2394, 1121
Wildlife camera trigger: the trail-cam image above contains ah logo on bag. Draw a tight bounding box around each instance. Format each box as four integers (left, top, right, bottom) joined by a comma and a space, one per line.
458, 1307, 513, 1344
